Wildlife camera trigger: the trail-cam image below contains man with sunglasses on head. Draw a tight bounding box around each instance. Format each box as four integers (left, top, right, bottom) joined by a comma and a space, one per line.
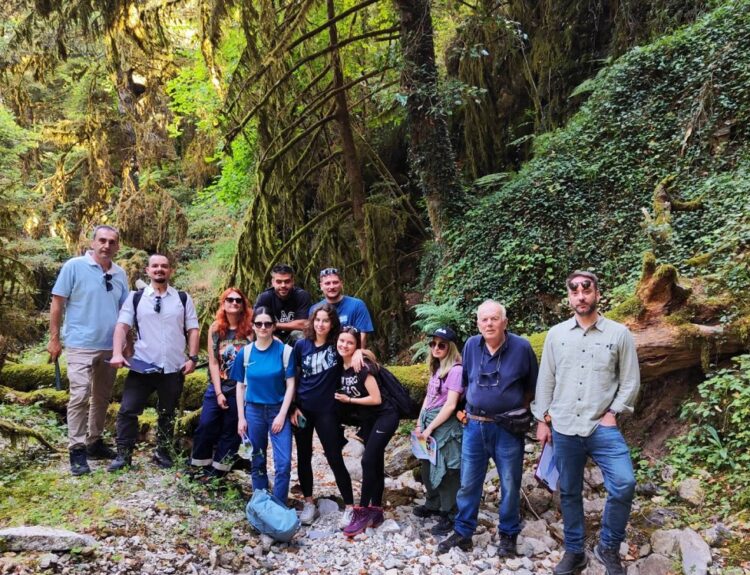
107, 254, 200, 471
48, 225, 129, 476
254, 263, 312, 343
532, 271, 639, 575
312, 267, 374, 347
439, 300, 538, 556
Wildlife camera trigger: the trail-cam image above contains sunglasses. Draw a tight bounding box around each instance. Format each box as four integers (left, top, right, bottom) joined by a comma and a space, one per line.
428, 341, 448, 351
342, 325, 360, 335
103, 273, 113, 292
567, 279, 594, 291
319, 267, 340, 278
154, 295, 162, 313
254, 321, 274, 328
225, 297, 243, 304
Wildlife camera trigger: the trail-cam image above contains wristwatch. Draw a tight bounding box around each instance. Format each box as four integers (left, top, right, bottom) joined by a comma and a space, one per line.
188, 355, 199, 363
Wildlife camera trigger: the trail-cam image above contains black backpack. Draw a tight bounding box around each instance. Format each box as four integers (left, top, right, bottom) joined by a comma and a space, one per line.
374, 366, 420, 420
132, 289, 188, 338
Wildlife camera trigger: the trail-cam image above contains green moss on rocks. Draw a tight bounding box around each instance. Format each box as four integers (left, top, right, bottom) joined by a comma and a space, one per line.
388, 364, 429, 402
606, 296, 644, 323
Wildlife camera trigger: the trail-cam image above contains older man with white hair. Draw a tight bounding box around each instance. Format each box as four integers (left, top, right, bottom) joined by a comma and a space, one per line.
439, 300, 538, 556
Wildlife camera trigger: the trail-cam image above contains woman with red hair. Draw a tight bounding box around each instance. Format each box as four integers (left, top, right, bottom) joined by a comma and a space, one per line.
190, 287, 254, 479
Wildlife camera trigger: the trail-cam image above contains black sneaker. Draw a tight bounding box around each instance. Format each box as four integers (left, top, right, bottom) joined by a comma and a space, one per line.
107, 447, 132, 473
430, 515, 453, 536
498, 532, 518, 557
86, 439, 117, 460
553, 551, 588, 575
413, 505, 441, 518
69, 447, 91, 476
594, 544, 625, 575
438, 531, 473, 554
152, 449, 174, 469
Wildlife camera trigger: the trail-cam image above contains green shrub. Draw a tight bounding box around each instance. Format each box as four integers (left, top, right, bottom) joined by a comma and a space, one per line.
665, 354, 750, 510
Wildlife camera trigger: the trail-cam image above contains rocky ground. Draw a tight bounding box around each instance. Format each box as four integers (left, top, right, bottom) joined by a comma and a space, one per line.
0, 432, 746, 575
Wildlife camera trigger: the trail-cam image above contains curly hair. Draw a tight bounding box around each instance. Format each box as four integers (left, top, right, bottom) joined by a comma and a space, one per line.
303, 304, 341, 346
214, 287, 254, 340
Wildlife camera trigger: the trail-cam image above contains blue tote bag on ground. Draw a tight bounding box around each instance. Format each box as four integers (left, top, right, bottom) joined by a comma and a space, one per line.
245, 489, 301, 542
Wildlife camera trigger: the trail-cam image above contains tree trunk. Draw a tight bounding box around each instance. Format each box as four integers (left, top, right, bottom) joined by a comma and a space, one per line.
326, 0, 370, 268
624, 256, 746, 381
394, 0, 464, 242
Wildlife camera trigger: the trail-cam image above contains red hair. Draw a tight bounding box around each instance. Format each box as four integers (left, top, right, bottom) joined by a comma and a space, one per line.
214, 287, 254, 340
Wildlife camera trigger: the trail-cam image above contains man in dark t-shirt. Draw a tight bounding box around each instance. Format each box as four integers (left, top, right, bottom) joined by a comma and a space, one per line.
254, 264, 312, 343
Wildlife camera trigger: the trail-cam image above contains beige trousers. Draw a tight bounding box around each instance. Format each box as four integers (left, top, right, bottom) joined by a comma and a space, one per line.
65, 348, 117, 450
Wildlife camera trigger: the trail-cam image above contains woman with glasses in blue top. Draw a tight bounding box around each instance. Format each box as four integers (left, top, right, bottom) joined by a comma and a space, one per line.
231, 307, 296, 504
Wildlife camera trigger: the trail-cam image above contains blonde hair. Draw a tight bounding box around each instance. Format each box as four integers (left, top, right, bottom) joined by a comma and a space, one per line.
428, 341, 462, 380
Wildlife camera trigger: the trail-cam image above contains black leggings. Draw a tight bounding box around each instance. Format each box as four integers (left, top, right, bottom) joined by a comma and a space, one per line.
294, 407, 354, 505
359, 410, 400, 507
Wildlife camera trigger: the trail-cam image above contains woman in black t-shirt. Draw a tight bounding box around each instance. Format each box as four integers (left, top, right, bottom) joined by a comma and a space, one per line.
334, 326, 399, 538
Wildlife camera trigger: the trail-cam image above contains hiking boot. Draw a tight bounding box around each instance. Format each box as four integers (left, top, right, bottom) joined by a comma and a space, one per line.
553, 551, 589, 575
343, 506, 373, 538
413, 505, 441, 518
430, 514, 453, 536
339, 506, 355, 529
69, 447, 91, 476
152, 448, 174, 469
438, 531, 473, 554
86, 438, 117, 460
299, 502, 319, 525
594, 544, 625, 575
368, 506, 384, 528
107, 447, 132, 473
498, 532, 518, 557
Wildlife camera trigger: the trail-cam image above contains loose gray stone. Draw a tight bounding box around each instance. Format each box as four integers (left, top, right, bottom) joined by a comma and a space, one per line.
650, 529, 682, 557
634, 553, 673, 575
0, 527, 96, 552
679, 528, 711, 575
38, 553, 59, 570
584, 466, 605, 489
677, 478, 705, 506
317, 498, 339, 516
520, 519, 549, 539
583, 497, 606, 514
385, 443, 419, 476
377, 519, 401, 534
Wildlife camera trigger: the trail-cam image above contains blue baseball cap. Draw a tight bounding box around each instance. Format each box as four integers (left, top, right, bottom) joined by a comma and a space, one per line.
427, 326, 458, 344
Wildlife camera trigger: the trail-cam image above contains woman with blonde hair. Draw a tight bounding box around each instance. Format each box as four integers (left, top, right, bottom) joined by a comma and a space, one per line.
190, 287, 254, 479
413, 327, 464, 536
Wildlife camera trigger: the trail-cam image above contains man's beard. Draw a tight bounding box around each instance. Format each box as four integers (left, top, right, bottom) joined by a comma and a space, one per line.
152, 276, 167, 284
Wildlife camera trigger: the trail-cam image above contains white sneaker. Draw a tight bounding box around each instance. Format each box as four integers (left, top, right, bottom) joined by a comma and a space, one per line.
300, 502, 319, 525
338, 506, 354, 529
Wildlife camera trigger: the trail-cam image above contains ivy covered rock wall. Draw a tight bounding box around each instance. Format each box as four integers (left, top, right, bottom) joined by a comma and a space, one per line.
432, 1, 750, 333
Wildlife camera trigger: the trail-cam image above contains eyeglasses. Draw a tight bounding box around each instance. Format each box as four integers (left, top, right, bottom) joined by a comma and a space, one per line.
479, 354, 501, 388
428, 341, 447, 351
319, 267, 340, 278
567, 279, 594, 291
225, 297, 243, 304
254, 321, 274, 328
154, 295, 162, 313
103, 273, 113, 292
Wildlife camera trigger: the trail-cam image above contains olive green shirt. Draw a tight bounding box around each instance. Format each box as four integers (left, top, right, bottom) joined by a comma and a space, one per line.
531, 315, 640, 437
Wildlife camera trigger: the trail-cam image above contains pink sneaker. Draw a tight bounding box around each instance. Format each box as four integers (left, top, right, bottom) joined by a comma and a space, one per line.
343, 506, 372, 537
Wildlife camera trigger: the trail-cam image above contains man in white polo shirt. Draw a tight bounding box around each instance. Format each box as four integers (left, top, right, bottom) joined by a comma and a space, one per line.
107, 254, 200, 471
48, 225, 128, 476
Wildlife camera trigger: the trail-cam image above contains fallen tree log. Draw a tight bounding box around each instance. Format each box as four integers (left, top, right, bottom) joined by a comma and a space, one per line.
620, 254, 747, 381
0, 419, 59, 451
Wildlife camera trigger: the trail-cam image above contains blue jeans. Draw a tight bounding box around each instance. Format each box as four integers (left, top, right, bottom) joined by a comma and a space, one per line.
454, 420, 524, 538
245, 402, 292, 505
553, 425, 636, 552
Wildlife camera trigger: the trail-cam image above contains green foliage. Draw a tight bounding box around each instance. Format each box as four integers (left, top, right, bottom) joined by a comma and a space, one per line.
410, 300, 474, 360
665, 354, 750, 509
428, 1, 750, 333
